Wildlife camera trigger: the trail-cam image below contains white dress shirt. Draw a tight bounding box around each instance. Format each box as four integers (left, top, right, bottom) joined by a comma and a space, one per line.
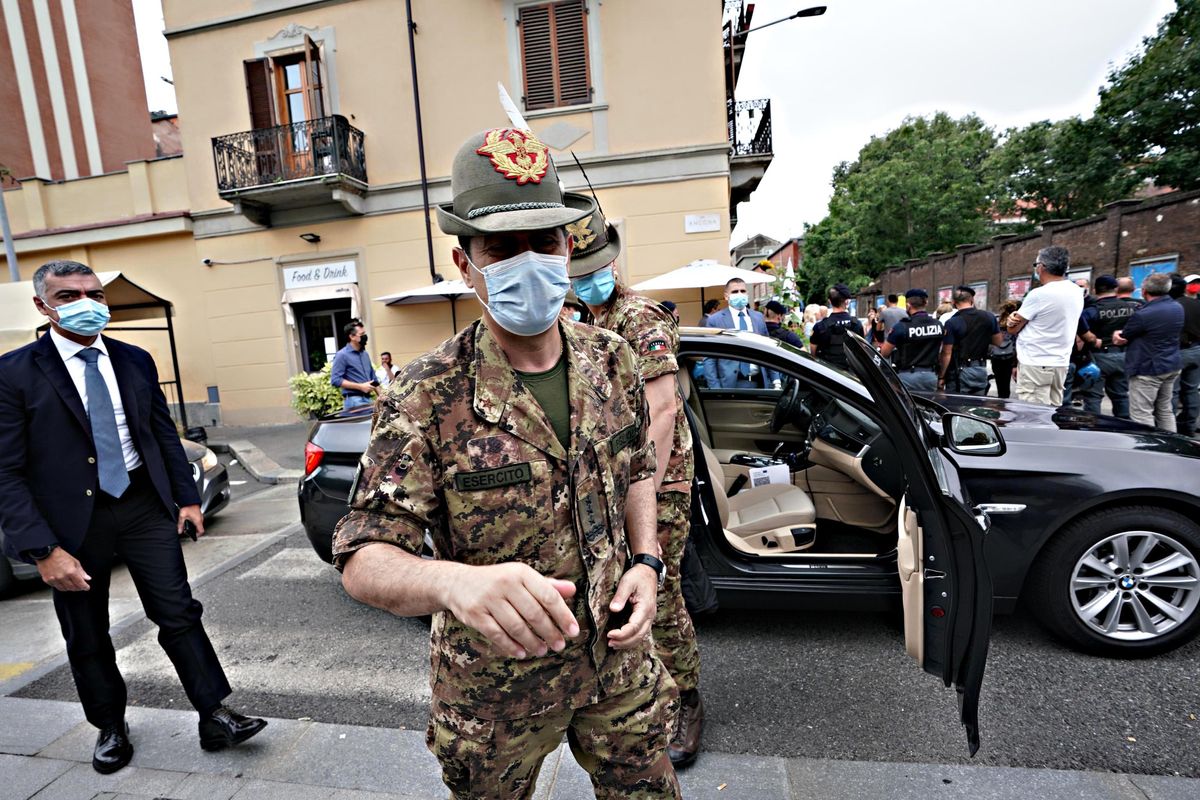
728, 309, 752, 331
49, 328, 143, 471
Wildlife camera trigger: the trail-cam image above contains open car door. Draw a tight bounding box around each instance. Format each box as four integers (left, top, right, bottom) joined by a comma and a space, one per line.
843, 332, 996, 755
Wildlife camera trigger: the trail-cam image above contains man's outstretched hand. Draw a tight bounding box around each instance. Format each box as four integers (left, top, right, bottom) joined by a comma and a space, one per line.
445, 562, 579, 659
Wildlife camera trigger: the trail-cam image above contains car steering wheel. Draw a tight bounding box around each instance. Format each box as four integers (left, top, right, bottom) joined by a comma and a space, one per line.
770, 378, 803, 433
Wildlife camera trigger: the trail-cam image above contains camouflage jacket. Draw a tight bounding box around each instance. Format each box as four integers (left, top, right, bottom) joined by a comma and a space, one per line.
592, 286, 694, 490
332, 318, 656, 719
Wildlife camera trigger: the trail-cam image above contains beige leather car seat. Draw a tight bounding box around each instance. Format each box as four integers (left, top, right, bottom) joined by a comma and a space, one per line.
699, 430, 818, 555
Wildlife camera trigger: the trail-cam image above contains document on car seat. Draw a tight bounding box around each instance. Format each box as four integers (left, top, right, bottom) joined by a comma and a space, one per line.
747, 464, 791, 488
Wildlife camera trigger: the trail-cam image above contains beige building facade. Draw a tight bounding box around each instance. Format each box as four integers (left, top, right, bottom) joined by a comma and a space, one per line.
2, 0, 738, 425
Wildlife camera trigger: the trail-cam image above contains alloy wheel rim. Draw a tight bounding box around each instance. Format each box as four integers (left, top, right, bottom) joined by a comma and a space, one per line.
1069, 530, 1200, 642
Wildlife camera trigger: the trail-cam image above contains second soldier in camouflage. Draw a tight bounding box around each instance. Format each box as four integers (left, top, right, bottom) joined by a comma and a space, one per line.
568, 210, 704, 767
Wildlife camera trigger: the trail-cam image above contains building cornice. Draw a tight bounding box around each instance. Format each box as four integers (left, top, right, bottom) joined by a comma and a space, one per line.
163, 0, 354, 39
12, 212, 193, 253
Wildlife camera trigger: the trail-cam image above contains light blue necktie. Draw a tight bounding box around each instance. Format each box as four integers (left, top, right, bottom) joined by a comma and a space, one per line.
77, 348, 130, 498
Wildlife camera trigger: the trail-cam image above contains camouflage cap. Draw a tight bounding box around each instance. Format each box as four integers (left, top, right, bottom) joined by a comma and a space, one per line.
436, 128, 595, 236
565, 208, 622, 278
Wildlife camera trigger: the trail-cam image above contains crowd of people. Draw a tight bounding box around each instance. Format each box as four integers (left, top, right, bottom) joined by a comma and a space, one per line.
649, 245, 1199, 437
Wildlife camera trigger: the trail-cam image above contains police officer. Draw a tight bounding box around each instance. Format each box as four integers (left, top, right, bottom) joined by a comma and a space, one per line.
764, 300, 806, 348
880, 289, 944, 391
938, 286, 1001, 395
333, 128, 680, 799
568, 209, 704, 768
1081, 274, 1141, 418
809, 284, 858, 369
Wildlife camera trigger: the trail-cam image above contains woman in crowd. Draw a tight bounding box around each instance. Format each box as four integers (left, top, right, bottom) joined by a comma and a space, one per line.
991, 299, 1020, 399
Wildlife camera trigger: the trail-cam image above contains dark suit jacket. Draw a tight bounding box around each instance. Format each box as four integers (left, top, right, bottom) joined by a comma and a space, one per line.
0, 333, 200, 561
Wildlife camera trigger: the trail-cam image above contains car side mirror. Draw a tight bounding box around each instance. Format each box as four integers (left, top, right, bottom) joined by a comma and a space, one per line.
942, 413, 1005, 457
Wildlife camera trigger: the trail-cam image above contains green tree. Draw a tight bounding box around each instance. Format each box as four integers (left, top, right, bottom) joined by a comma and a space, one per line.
1096, 0, 1200, 191
986, 116, 1139, 224
800, 112, 996, 298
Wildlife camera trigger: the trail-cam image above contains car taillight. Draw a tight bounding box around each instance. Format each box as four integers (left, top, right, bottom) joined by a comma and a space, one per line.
304, 442, 324, 476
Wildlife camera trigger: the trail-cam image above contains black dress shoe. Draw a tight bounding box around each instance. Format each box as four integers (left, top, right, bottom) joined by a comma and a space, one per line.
93, 721, 132, 774
198, 706, 267, 751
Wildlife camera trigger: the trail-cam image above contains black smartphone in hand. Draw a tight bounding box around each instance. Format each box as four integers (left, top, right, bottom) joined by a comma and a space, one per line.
606, 603, 633, 632
182, 520, 197, 542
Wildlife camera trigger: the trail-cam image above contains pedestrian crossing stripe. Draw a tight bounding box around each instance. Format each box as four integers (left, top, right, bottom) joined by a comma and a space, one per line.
0, 662, 35, 682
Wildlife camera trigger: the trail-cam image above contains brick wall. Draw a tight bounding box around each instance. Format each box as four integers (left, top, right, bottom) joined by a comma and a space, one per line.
859, 190, 1200, 312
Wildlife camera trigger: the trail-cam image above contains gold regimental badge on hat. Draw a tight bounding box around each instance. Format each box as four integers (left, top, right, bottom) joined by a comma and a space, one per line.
566, 215, 597, 251
475, 129, 550, 185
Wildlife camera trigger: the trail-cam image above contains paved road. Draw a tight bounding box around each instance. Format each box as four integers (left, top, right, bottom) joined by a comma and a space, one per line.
8, 486, 1200, 779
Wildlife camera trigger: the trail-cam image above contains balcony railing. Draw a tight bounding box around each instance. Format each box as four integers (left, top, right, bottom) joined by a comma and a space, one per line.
728, 98, 772, 157
212, 114, 366, 193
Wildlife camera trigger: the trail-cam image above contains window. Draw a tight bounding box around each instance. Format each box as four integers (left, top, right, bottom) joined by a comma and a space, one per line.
243, 35, 326, 132
519, 1, 591, 111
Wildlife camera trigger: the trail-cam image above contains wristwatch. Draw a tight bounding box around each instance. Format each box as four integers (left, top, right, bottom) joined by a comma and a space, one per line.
25, 545, 58, 561
630, 553, 666, 588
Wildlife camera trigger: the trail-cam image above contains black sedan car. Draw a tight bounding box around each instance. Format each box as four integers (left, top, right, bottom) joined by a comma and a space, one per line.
299, 328, 1200, 663
0, 439, 230, 595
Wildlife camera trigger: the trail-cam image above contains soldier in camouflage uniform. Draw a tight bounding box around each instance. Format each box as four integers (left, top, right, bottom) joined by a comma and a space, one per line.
333, 128, 681, 800
567, 212, 704, 767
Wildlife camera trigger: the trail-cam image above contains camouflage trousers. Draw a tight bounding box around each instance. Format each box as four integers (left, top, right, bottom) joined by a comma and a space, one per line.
653, 490, 701, 693
426, 654, 681, 799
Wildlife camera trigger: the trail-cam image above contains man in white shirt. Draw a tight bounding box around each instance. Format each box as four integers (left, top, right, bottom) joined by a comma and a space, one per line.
374, 351, 396, 387
1006, 246, 1084, 405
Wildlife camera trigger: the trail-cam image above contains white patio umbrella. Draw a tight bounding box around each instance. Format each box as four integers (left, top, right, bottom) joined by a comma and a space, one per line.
631, 259, 776, 292
374, 278, 477, 331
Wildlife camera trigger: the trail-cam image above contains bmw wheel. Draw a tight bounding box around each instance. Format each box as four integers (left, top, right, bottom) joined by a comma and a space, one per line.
1030, 507, 1200, 658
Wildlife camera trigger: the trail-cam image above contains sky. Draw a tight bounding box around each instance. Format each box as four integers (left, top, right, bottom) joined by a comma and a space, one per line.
132, 0, 175, 115
129, 0, 1176, 243
729, 0, 1177, 247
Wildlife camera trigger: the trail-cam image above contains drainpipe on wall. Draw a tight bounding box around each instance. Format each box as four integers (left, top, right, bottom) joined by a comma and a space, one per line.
0, 170, 18, 282
405, 0, 438, 284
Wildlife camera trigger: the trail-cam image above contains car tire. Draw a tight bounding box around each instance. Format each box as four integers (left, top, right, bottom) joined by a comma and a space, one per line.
1029, 506, 1200, 658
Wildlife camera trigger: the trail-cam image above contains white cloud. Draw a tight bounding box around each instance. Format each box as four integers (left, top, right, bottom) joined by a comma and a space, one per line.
730, 0, 1177, 244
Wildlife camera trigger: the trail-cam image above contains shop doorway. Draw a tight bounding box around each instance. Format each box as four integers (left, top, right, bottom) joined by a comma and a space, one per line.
295, 298, 353, 372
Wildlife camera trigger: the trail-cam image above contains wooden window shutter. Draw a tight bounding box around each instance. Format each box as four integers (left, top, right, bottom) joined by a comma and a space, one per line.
244, 59, 276, 129
519, 1, 590, 111
304, 35, 326, 119
553, 1, 589, 106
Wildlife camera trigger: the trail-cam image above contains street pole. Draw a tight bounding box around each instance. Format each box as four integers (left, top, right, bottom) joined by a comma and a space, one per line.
0, 168, 19, 282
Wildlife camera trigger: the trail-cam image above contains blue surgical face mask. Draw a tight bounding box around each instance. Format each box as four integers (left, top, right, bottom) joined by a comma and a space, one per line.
51, 297, 111, 336
468, 250, 569, 337
572, 266, 616, 307
572, 311, 582, 322
729, 294, 749, 310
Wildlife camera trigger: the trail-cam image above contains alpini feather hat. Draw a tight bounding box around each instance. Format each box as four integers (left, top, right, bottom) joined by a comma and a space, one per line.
436, 128, 595, 236
565, 208, 622, 279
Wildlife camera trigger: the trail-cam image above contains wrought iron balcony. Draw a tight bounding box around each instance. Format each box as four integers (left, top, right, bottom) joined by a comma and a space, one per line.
727, 98, 774, 227
211, 114, 367, 223
728, 98, 772, 157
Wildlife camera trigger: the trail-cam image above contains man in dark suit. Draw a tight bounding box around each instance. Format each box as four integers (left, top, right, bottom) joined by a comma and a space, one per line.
0, 260, 266, 774
703, 277, 769, 387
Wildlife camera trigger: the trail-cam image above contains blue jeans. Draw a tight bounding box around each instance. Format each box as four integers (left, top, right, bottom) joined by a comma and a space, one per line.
1083, 350, 1129, 418
950, 365, 989, 396
1063, 362, 1078, 405
1173, 346, 1200, 435
898, 369, 938, 393
343, 395, 372, 410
